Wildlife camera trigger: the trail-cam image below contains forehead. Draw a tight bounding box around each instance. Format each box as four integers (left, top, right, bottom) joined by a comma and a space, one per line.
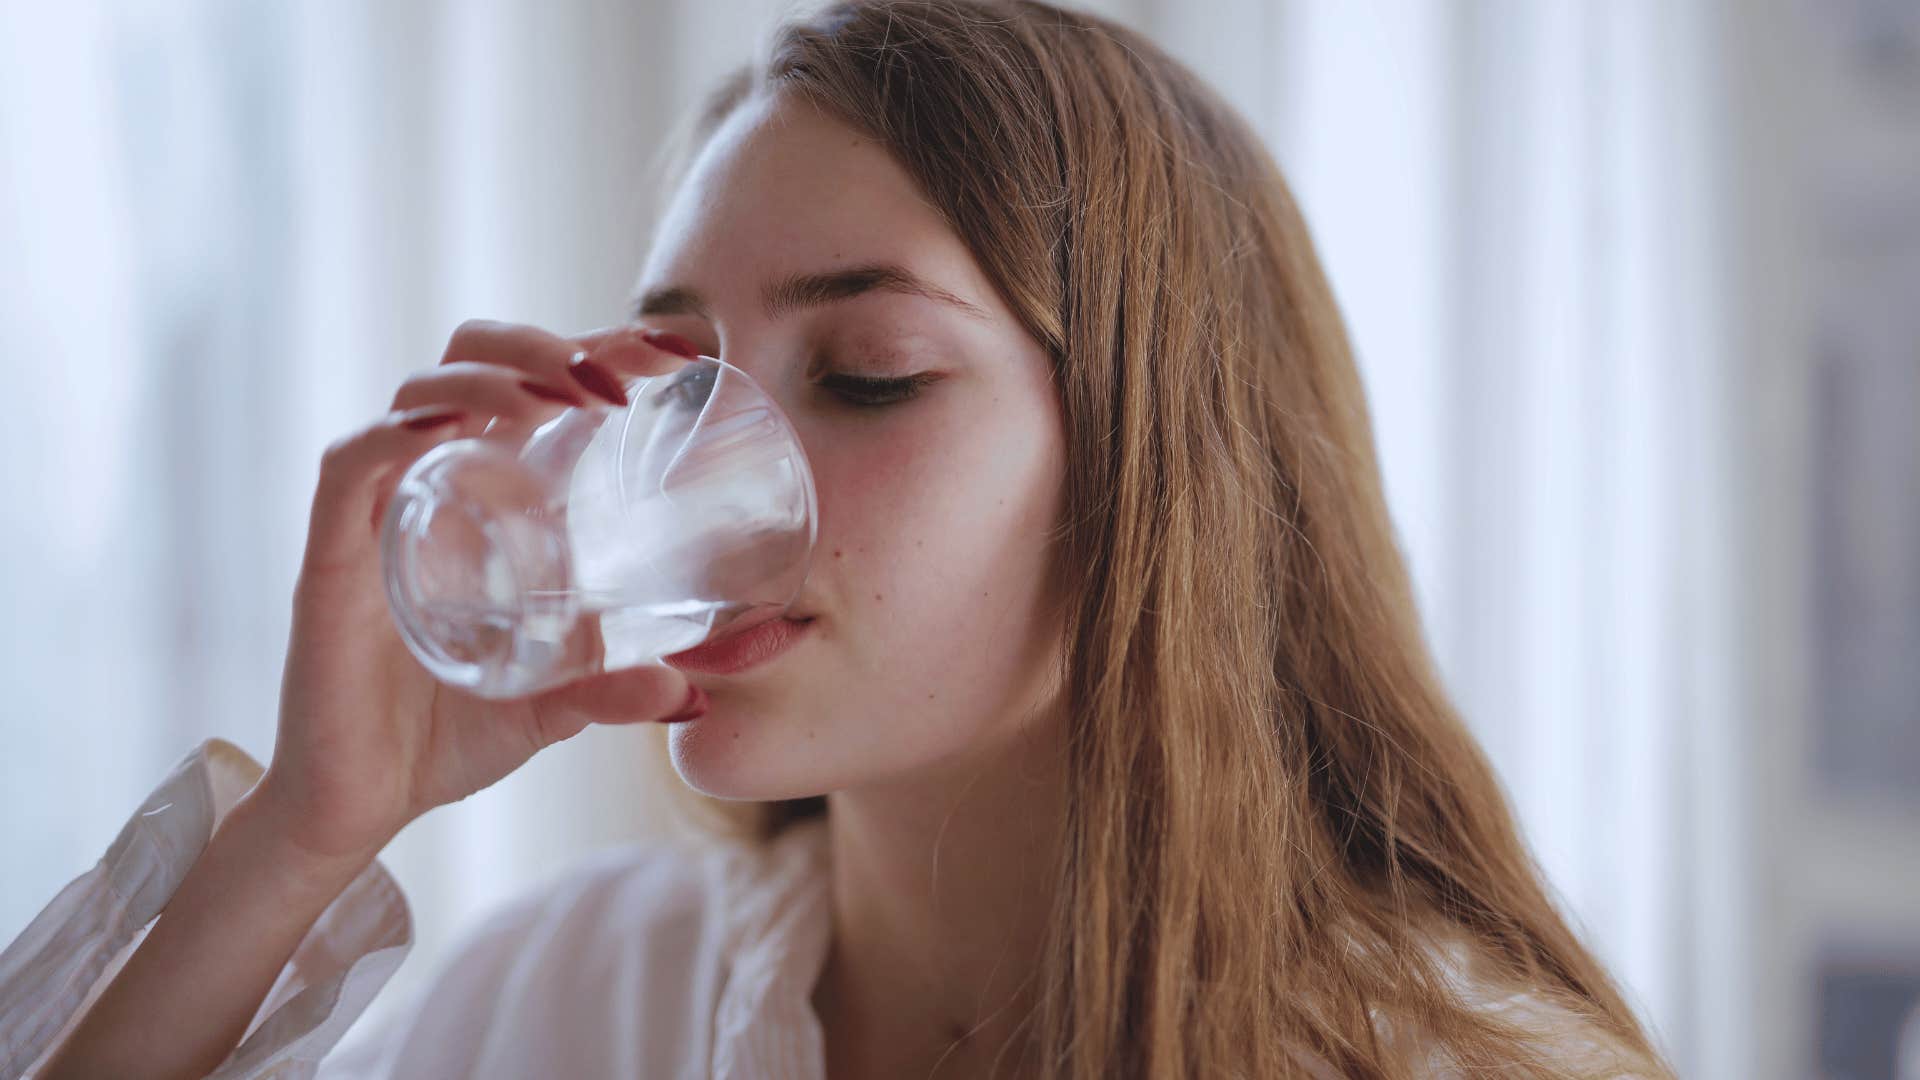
639, 93, 979, 306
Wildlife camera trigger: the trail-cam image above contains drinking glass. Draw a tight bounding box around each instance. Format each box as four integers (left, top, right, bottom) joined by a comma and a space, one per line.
380, 355, 816, 699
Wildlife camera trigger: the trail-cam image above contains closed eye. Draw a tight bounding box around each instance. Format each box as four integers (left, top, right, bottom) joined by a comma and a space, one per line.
817, 371, 942, 408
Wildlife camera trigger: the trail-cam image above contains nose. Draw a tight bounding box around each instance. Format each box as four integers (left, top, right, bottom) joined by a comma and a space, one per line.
694, 330, 803, 420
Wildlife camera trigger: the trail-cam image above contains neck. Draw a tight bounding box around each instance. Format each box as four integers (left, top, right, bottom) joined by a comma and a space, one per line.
812, 705, 1067, 1080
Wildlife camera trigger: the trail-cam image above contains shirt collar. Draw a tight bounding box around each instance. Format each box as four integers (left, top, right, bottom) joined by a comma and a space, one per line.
712, 816, 833, 1080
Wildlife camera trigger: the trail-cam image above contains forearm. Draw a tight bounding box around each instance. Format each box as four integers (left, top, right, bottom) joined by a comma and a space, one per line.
36, 784, 386, 1080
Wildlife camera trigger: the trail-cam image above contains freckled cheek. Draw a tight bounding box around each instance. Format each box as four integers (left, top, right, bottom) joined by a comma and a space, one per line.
806, 425, 1011, 611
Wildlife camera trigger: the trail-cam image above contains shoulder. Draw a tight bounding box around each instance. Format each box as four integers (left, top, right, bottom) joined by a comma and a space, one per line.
1401, 929, 1669, 1078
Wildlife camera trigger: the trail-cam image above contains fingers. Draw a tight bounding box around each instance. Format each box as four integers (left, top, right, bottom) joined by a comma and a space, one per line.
301, 318, 704, 590
438, 320, 610, 402
572, 325, 704, 382
391, 360, 591, 416
437, 319, 699, 412
303, 406, 478, 576
534, 662, 700, 730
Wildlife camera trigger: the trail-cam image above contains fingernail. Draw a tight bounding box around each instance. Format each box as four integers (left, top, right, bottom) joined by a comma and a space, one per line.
402, 410, 464, 431
567, 355, 629, 406
657, 683, 709, 724
518, 380, 587, 406
639, 329, 701, 359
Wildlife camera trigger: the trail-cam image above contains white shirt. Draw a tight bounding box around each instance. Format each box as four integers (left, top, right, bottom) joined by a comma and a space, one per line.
0, 739, 1649, 1078
1, 737, 832, 1079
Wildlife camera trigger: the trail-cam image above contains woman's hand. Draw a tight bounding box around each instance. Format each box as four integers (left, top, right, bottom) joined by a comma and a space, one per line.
257, 320, 703, 862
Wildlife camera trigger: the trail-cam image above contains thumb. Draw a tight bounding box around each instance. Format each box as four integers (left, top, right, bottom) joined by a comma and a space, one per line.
534, 663, 702, 729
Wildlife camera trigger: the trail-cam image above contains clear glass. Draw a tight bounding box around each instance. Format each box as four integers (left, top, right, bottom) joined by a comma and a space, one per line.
380, 356, 816, 699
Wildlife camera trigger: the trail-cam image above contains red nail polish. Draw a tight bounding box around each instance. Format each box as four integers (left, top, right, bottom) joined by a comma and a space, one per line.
402, 410, 464, 431
639, 329, 701, 359
567, 357, 629, 406
658, 684, 709, 724
518, 380, 586, 406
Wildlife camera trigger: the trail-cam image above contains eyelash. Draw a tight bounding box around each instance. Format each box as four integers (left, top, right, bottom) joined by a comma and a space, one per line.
817, 371, 939, 409
658, 364, 934, 413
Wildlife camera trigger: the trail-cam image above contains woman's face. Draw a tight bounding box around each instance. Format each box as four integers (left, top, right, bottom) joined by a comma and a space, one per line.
636, 93, 1068, 801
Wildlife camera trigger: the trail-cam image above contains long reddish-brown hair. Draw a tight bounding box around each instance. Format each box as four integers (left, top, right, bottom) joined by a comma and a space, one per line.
643, 1, 1675, 1075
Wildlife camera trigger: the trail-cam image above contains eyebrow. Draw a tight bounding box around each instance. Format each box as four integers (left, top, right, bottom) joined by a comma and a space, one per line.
630, 263, 989, 323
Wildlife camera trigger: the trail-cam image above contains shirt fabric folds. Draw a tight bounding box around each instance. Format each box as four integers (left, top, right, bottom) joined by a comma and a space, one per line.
1, 737, 832, 1079
0, 738, 1650, 1078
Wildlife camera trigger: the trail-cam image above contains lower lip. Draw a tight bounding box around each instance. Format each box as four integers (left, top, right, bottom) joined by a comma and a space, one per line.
662, 616, 814, 676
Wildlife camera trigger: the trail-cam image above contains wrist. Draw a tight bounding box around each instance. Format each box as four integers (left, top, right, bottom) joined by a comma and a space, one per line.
222, 782, 392, 896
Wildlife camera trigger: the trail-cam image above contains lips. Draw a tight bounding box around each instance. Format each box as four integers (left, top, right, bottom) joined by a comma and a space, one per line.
661, 616, 815, 676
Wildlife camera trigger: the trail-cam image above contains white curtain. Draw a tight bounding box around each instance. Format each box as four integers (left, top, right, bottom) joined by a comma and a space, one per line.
2, 1, 1771, 1074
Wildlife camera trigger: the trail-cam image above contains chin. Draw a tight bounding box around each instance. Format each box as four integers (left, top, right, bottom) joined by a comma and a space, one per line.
664, 703, 827, 802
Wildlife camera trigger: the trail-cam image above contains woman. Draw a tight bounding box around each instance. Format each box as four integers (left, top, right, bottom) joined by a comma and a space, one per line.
10, 0, 1673, 1076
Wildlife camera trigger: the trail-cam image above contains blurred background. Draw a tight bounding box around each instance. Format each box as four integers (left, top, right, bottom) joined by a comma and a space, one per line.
1, 1, 1914, 1076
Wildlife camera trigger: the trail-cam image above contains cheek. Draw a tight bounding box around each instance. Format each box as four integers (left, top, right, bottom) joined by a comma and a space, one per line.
807, 401, 1065, 700
668, 387, 1065, 800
